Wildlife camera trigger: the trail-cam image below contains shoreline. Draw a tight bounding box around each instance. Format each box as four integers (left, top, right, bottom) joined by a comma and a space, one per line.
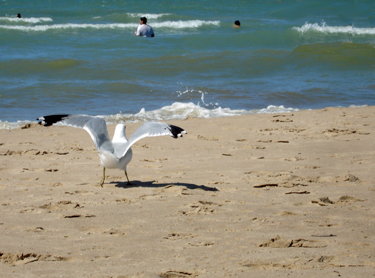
0, 106, 374, 277
0, 103, 369, 130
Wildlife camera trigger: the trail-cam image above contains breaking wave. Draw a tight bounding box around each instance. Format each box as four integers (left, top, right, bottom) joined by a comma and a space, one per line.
126, 13, 172, 19
293, 21, 375, 35
0, 20, 220, 32
0, 103, 298, 129
0, 16, 53, 24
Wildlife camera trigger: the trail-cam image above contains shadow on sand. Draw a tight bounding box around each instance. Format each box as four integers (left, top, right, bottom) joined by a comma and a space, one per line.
111, 180, 219, 192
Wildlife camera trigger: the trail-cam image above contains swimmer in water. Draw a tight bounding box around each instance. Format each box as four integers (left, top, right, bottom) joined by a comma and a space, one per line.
134, 17, 155, 37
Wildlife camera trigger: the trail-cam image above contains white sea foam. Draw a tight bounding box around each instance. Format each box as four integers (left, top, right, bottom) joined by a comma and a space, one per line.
104, 103, 298, 125
0, 23, 137, 31
127, 13, 172, 19
349, 104, 368, 108
1, 103, 370, 129
12, 102, 372, 129
0, 120, 33, 130
294, 21, 375, 35
0, 16, 53, 23
176, 88, 218, 107
0, 20, 220, 31
152, 20, 220, 29
257, 105, 298, 113
0, 103, 298, 129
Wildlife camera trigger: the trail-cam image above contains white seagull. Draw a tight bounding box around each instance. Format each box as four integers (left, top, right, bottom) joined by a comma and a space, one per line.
37, 114, 186, 187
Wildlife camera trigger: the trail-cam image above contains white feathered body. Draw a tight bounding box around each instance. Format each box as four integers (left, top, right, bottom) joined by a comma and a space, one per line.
99, 148, 133, 170
98, 124, 133, 170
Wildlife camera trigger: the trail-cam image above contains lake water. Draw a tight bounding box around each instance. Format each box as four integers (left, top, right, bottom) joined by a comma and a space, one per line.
1, 0, 375, 128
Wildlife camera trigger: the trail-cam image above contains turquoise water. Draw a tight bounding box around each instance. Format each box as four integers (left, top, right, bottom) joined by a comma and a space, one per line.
1, 0, 375, 127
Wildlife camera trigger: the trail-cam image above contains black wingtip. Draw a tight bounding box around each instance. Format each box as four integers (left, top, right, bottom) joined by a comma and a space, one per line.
37, 114, 70, 126
168, 124, 187, 139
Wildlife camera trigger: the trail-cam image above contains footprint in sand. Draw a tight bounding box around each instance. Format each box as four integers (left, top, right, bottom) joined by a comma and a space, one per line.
45, 168, 59, 172
81, 227, 127, 236
115, 198, 134, 204
188, 242, 214, 247
141, 158, 168, 163
197, 135, 218, 141
250, 145, 266, 149
285, 190, 310, 195
160, 271, 196, 278
63, 214, 96, 218
240, 260, 295, 270
39, 200, 83, 212
284, 156, 305, 162
240, 255, 336, 270
271, 119, 293, 123
278, 211, 299, 216
179, 201, 222, 215
0, 252, 69, 266
253, 183, 278, 188
312, 195, 364, 206
25, 227, 45, 233
256, 139, 273, 143
322, 128, 358, 136
0, 150, 22, 156
163, 232, 198, 240
259, 235, 326, 248
102, 229, 126, 236
0, 149, 48, 156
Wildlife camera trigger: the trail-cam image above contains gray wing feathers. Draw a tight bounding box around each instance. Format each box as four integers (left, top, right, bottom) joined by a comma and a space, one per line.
120, 122, 183, 157
83, 117, 113, 153
58, 115, 113, 153
61, 115, 96, 128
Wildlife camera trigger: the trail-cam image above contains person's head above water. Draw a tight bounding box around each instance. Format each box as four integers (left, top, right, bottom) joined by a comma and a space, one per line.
17, 13, 21, 18
234, 20, 240, 27
135, 16, 154, 37
140, 17, 147, 24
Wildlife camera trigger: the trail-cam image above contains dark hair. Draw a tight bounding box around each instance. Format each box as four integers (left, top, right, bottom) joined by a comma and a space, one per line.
234, 20, 240, 26
17, 13, 21, 18
140, 17, 147, 24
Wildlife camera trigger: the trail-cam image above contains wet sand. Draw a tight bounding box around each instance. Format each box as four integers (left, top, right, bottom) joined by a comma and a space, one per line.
0, 106, 374, 277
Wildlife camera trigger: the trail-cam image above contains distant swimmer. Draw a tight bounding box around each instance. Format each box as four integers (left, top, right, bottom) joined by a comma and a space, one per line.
134, 17, 155, 37
234, 20, 240, 28
17, 13, 21, 18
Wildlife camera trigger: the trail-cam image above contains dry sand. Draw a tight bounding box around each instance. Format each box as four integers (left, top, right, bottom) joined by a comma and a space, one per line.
0, 106, 374, 277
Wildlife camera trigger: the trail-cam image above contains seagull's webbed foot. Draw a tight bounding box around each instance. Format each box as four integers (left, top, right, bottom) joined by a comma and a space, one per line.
100, 167, 106, 187
125, 171, 132, 185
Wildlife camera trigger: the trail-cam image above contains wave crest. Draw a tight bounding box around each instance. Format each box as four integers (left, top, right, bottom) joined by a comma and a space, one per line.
293, 21, 375, 35
0, 20, 220, 32
127, 13, 172, 19
153, 20, 220, 29
0, 16, 53, 24
104, 103, 298, 124
0, 103, 298, 129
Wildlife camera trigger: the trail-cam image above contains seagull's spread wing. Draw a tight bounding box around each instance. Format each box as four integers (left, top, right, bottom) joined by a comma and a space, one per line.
120, 122, 186, 158
37, 114, 113, 153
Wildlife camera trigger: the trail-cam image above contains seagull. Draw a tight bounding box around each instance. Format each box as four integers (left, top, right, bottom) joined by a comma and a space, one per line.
37, 114, 186, 187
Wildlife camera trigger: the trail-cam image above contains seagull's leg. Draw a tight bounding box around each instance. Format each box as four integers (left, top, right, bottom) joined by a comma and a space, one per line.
124, 171, 132, 185
100, 167, 106, 187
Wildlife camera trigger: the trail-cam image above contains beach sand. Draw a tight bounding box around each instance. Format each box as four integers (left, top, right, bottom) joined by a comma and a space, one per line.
0, 106, 374, 277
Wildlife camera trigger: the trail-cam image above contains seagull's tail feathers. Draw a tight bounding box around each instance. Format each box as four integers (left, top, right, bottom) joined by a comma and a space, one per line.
37, 114, 70, 126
